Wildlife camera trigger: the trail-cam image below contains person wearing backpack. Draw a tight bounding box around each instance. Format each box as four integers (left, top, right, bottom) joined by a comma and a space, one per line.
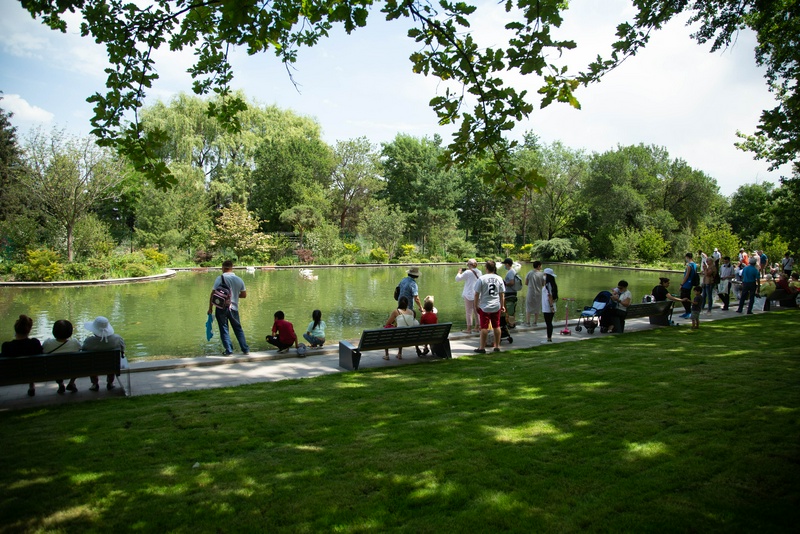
678, 252, 698, 319
501, 258, 521, 329
207, 260, 250, 356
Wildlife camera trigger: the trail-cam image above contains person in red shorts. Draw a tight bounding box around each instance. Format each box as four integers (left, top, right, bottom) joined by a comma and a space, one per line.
473, 260, 506, 354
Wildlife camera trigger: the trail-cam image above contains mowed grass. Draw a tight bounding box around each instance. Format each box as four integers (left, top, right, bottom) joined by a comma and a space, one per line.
1, 312, 798, 532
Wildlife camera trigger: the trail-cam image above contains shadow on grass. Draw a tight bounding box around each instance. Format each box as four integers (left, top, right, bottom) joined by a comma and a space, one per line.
1, 312, 799, 531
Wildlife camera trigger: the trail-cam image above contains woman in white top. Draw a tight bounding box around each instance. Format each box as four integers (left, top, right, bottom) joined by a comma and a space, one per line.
42, 319, 82, 394
541, 268, 558, 342
455, 259, 482, 334
384, 296, 415, 360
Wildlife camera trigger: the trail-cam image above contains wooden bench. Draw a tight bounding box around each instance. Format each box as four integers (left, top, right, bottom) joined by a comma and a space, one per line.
339, 323, 453, 370
0, 350, 130, 396
623, 301, 675, 327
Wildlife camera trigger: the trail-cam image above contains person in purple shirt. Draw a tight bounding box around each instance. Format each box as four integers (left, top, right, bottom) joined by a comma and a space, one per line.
736, 257, 761, 315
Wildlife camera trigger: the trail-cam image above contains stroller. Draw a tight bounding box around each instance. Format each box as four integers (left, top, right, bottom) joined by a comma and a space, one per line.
575, 291, 613, 334
487, 314, 514, 344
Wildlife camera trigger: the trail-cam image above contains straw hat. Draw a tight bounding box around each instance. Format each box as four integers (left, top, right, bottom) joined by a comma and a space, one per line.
407, 267, 421, 277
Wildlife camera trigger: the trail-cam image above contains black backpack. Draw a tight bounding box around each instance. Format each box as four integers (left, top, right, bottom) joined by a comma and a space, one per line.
211, 274, 232, 310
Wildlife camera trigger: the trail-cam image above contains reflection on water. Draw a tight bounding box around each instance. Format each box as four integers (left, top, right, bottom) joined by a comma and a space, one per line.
0, 264, 678, 360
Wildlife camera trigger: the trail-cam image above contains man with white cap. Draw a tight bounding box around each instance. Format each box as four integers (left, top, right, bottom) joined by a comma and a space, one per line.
82, 316, 125, 391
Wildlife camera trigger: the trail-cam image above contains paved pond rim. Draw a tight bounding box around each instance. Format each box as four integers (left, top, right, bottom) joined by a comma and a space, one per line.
0, 262, 685, 289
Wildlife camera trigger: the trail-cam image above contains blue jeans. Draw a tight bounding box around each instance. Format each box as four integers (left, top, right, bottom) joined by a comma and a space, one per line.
737, 282, 757, 313
215, 308, 249, 354
303, 333, 325, 346
702, 284, 714, 312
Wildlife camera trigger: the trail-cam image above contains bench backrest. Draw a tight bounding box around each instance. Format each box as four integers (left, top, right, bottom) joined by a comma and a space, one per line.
358, 323, 452, 352
0, 350, 122, 387
625, 301, 673, 318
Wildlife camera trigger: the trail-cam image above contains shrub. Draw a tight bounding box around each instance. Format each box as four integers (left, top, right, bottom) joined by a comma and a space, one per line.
12, 248, 64, 282
194, 250, 214, 265
142, 247, 169, 267
518, 244, 533, 261
419, 258, 431, 263
343, 243, 360, 255
388, 258, 401, 264
399, 244, 416, 259
501, 243, 515, 256
275, 257, 295, 266
64, 262, 91, 280
355, 255, 372, 264
532, 238, 577, 261
369, 247, 389, 263
445, 237, 476, 259
125, 263, 151, 278
637, 227, 669, 264
571, 237, 591, 260
87, 257, 112, 278
295, 248, 314, 264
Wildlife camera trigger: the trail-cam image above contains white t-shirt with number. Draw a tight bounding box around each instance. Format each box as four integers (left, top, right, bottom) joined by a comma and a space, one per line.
475, 273, 506, 313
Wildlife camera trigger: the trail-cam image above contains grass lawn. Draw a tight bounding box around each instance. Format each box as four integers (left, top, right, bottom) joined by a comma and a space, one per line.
1, 312, 798, 532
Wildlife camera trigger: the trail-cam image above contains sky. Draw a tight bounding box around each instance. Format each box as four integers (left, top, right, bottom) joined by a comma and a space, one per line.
0, 0, 791, 196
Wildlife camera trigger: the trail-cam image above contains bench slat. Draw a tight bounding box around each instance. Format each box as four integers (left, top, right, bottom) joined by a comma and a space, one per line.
0, 350, 126, 393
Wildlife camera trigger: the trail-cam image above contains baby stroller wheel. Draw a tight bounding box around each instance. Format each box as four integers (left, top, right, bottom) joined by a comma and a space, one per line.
575, 325, 582, 332
588, 327, 595, 334
507, 336, 513, 344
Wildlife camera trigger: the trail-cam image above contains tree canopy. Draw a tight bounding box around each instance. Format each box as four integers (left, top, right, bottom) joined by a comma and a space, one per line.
17, 0, 798, 190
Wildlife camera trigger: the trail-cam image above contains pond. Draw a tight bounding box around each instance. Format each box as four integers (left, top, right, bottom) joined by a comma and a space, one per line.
0, 264, 680, 360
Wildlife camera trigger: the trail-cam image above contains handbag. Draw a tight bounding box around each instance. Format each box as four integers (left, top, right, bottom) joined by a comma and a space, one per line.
717, 281, 729, 295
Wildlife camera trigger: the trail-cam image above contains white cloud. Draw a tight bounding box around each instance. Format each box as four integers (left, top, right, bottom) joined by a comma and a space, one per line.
1, 93, 54, 122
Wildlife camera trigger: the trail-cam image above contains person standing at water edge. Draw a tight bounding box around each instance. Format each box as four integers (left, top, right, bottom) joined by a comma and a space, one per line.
678, 253, 697, 319
455, 259, 482, 334
525, 261, 544, 326
736, 257, 760, 315
541, 268, 558, 343
398, 267, 423, 313
718, 256, 735, 311
207, 260, 249, 356
501, 258, 519, 329
473, 260, 506, 354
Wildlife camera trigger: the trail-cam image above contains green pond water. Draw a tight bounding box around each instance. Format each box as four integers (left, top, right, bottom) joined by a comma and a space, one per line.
0, 264, 680, 360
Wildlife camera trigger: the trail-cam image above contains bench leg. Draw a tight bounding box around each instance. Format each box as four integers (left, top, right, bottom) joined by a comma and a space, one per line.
430, 340, 452, 359
338, 344, 361, 370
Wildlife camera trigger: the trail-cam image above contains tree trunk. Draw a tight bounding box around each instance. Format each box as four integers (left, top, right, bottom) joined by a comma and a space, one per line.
66, 224, 74, 262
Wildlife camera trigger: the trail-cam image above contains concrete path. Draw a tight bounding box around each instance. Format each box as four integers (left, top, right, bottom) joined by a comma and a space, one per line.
0, 305, 769, 411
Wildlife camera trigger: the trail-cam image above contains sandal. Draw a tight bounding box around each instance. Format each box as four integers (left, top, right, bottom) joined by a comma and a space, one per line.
382, 355, 390, 360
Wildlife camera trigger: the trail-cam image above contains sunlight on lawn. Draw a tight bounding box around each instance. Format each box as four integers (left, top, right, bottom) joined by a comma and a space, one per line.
486, 420, 573, 443
625, 441, 669, 459
42, 504, 96, 528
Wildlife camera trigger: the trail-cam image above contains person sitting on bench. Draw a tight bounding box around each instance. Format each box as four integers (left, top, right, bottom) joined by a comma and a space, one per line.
82, 316, 125, 391
1, 314, 43, 397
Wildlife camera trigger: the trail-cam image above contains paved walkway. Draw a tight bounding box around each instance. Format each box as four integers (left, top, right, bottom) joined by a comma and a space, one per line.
0, 305, 770, 411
